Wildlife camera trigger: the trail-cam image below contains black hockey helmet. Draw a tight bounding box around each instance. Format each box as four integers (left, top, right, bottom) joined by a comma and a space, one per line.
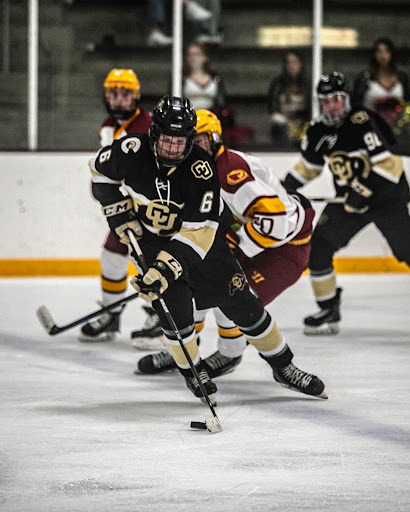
317, 72, 351, 125
149, 95, 197, 167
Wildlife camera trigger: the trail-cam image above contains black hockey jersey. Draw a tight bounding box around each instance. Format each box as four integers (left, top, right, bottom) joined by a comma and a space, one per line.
90, 133, 229, 269
285, 108, 409, 207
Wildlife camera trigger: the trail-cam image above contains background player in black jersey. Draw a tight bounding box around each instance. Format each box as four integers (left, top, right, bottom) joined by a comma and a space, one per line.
90, 95, 327, 404
282, 72, 410, 335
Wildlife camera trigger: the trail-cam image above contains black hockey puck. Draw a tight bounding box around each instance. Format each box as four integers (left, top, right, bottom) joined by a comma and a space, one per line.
190, 421, 207, 430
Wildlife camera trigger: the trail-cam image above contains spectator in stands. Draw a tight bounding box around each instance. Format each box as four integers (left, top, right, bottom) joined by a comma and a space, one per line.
267, 49, 311, 149
147, 0, 214, 47
352, 38, 410, 127
182, 41, 227, 114
181, 42, 254, 145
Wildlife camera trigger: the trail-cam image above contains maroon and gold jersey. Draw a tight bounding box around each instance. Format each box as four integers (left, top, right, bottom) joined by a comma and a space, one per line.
216, 147, 312, 258
99, 108, 151, 147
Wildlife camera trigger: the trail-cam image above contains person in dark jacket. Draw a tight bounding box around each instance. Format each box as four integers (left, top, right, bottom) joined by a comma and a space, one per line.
267, 49, 311, 149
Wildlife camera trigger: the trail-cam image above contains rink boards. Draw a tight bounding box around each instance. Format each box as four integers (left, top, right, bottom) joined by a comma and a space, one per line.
1, 151, 409, 276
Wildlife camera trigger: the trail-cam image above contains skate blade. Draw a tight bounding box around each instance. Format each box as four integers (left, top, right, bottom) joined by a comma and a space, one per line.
200, 393, 217, 407
278, 382, 328, 400
304, 323, 339, 336
131, 336, 166, 351
133, 366, 178, 375
78, 332, 116, 343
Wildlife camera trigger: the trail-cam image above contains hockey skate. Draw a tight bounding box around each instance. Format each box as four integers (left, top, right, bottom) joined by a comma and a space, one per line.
303, 287, 342, 335
135, 349, 177, 374
184, 367, 218, 406
131, 306, 165, 350
272, 362, 327, 399
202, 351, 242, 378
79, 310, 121, 342
136, 337, 204, 374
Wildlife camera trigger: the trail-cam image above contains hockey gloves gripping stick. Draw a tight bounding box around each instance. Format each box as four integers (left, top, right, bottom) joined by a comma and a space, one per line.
130, 251, 183, 301
126, 230, 222, 434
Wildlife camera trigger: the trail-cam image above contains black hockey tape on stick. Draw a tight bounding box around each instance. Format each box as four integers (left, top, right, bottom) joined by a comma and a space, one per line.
190, 421, 207, 430
127, 230, 222, 434
36, 292, 139, 336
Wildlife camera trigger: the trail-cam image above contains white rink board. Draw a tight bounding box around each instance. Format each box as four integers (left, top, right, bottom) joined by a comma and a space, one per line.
1, 151, 409, 259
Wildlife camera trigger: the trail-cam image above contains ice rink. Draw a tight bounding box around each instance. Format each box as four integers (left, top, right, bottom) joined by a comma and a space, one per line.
0, 274, 409, 512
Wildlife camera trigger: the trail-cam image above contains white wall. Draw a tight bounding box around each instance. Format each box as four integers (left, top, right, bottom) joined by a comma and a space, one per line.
1, 152, 409, 259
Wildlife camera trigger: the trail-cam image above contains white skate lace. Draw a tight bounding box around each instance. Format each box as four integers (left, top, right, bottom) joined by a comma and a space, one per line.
153, 350, 174, 369
190, 369, 211, 388
281, 364, 313, 388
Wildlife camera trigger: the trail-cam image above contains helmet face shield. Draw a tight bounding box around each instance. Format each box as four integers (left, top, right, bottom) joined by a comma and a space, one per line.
103, 68, 140, 120
318, 92, 351, 126
149, 96, 197, 168
156, 134, 188, 165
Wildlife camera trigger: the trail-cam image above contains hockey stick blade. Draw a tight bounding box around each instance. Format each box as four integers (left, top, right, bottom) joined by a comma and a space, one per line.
190, 417, 222, 433
205, 416, 222, 433
36, 305, 61, 335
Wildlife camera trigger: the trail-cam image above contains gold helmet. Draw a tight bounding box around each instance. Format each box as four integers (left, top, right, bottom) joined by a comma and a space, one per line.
195, 109, 222, 155
103, 68, 140, 119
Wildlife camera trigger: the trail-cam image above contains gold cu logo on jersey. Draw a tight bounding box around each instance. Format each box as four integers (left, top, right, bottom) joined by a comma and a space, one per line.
145, 200, 180, 233
328, 151, 370, 182
227, 169, 249, 185
191, 160, 213, 180
229, 273, 246, 296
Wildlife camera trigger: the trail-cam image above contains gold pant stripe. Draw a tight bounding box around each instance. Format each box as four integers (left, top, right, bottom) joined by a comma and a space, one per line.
101, 276, 128, 293
168, 338, 198, 366
246, 321, 283, 352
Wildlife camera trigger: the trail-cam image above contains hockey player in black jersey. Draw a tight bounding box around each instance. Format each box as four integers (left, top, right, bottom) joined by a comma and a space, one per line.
282, 72, 410, 335
90, 95, 327, 403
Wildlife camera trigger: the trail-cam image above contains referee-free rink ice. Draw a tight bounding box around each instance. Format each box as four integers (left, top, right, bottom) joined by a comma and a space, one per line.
0, 274, 409, 512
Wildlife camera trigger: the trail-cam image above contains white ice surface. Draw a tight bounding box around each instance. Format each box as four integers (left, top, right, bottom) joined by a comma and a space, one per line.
0, 275, 409, 512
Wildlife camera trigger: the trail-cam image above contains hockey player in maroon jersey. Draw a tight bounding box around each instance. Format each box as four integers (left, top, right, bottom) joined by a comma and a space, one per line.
90, 95, 327, 403
137, 108, 315, 378
79, 69, 152, 342
281, 72, 410, 335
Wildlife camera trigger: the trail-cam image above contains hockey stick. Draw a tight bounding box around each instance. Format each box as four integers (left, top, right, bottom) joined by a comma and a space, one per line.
36, 292, 139, 336
127, 230, 222, 434
307, 196, 346, 203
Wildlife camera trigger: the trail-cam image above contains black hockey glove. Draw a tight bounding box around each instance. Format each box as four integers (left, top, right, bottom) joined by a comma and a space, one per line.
344, 177, 373, 214
102, 198, 142, 244
130, 251, 183, 301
